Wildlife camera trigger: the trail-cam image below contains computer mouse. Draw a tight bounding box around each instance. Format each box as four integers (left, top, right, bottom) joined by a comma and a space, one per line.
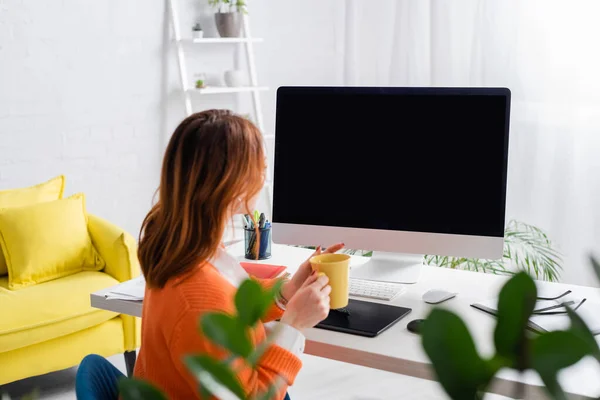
407, 319, 425, 334
422, 289, 457, 304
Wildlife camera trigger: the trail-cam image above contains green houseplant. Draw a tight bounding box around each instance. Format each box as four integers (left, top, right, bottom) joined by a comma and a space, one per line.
192, 22, 204, 40
208, 0, 247, 38
426, 220, 563, 281
119, 278, 285, 400
319, 220, 562, 281
422, 255, 600, 399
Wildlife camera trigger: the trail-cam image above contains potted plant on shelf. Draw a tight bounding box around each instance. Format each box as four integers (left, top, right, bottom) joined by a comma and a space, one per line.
192, 22, 203, 40
194, 73, 207, 89
208, 0, 247, 38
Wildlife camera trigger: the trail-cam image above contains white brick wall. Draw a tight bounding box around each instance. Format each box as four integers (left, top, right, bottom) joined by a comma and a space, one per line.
0, 0, 168, 237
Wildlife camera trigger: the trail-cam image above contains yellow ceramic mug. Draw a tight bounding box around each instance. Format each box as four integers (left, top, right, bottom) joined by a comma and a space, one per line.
309, 253, 351, 309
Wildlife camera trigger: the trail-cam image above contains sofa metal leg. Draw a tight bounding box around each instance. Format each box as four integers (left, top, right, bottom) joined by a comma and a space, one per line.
124, 351, 137, 377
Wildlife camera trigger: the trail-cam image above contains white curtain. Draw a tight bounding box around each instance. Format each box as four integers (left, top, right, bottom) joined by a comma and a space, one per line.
343, 0, 600, 285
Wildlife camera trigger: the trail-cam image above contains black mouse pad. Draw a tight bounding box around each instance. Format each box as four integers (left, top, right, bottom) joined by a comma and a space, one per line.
316, 299, 412, 337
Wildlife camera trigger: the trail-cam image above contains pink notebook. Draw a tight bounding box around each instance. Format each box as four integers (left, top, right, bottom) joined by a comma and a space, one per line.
240, 262, 287, 279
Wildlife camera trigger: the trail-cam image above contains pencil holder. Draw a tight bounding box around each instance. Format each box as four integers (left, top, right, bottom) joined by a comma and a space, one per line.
244, 227, 272, 260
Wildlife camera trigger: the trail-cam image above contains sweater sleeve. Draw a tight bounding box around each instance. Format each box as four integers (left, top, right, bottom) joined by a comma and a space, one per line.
170, 309, 302, 400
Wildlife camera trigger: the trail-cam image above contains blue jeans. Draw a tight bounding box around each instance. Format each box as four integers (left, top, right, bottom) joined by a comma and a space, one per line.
75, 354, 291, 400
76, 354, 124, 400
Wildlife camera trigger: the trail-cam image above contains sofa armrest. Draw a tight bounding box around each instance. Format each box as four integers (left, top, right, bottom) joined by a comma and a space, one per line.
88, 214, 141, 351
87, 214, 140, 283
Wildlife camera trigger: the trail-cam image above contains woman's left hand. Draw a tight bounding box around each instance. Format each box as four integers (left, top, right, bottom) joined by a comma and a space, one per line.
281, 243, 345, 301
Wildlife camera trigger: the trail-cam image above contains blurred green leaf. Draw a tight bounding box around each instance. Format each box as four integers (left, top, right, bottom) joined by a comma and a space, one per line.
236, 279, 267, 326
494, 272, 537, 369
200, 385, 212, 400
201, 313, 252, 358
531, 330, 591, 400
590, 255, 600, 283
254, 380, 281, 400
244, 279, 284, 368
267, 279, 284, 305
185, 355, 247, 400
247, 320, 285, 367
566, 307, 600, 362
118, 378, 167, 400
422, 309, 497, 399
235, 278, 283, 328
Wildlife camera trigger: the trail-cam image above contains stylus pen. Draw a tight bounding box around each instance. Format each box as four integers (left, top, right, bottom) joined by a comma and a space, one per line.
244, 214, 253, 229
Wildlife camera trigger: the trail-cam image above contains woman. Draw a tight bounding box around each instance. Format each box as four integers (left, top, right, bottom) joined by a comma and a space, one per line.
134, 110, 343, 399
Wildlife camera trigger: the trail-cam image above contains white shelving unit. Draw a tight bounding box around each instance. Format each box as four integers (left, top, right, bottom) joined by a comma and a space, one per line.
168, 0, 273, 223
182, 37, 264, 44
188, 86, 269, 95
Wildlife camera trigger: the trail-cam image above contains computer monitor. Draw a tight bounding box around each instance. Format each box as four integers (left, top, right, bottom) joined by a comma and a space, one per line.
272, 86, 511, 283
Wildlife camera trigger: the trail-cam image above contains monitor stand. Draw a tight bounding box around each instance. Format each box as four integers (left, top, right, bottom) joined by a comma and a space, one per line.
349, 251, 423, 284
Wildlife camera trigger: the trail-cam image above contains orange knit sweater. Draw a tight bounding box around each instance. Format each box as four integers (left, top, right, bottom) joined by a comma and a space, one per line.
134, 262, 302, 399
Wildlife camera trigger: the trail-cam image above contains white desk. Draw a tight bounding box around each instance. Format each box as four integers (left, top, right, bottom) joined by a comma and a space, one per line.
91, 243, 600, 399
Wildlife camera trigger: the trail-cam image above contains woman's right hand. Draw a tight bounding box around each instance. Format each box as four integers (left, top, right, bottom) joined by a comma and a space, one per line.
280, 272, 331, 331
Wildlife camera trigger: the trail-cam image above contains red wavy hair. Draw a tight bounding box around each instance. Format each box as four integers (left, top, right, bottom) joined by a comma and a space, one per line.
138, 110, 265, 288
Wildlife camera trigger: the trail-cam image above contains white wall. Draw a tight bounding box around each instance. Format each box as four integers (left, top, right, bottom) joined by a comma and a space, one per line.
0, 0, 167, 237
0, 0, 344, 238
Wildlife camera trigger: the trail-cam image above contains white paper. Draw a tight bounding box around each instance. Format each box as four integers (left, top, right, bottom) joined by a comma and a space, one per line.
104, 293, 143, 301
105, 275, 146, 301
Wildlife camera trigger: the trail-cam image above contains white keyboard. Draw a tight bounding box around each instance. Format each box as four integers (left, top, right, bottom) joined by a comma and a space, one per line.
349, 278, 405, 301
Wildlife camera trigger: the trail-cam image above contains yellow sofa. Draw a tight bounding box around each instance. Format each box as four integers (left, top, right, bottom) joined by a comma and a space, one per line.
0, 214, 141, 385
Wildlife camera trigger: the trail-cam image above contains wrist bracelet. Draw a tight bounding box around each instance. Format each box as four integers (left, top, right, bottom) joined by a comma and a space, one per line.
275, 287, 289, 310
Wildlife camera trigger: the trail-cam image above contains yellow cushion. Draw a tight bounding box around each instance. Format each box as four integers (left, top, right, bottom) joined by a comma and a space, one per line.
0, 175, 65, 208
0, 175, 65, 276
0, 271, 119, 353
0, 193, 105, 290
0, 317, 124, 385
